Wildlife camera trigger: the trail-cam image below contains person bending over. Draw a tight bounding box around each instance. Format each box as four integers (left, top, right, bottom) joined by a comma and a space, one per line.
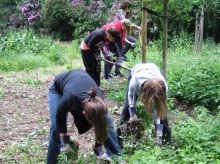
80, 27, 121, 86
46, 69, 121, 164
117, 63, 170, 146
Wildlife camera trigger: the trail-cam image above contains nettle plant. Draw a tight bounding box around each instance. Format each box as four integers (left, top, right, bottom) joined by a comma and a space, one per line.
168, 55, 220, 111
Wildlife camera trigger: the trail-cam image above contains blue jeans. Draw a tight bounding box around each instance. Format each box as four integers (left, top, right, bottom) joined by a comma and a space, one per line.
46, 82, 121, 164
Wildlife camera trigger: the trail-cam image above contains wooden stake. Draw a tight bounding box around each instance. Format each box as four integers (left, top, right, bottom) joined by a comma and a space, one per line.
141, 1, 147, 63
162, 0, 168, 80
199, 4, 204, 53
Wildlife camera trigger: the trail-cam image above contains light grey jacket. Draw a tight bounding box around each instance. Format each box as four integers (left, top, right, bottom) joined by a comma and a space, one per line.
128, 63, 168, 122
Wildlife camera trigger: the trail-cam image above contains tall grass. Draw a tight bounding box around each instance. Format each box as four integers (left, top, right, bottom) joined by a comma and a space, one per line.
0, 29, 81, 73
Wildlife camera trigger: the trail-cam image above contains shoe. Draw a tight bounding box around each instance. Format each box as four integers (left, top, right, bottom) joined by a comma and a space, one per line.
105, 78, 112, 83
96, 153, 112, 162
115, 72, 125, 77
108, 73, 114, 79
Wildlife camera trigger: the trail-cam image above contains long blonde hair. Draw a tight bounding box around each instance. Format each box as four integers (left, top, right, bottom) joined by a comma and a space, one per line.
121, 19, 131, 36
141, 78, 167, 119
83, 88, 108, 144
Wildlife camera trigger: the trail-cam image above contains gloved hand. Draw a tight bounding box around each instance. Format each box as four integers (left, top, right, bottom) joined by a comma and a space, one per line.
127, 41, 135, 47
103, 49, 113, 58
129, 107, 138, 121
116, 57, 123, 66
93, 146, 112, 162
60, 135, 74, 153
94, 52, 101, 60
130, 42, 135, 47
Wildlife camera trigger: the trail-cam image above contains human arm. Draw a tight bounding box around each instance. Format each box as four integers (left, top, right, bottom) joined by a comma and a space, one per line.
56, 94, 77, 152
127, 77, 139, 120
85, 30, 104, 54
131, 23, 141, 30
125, 37, 135, 47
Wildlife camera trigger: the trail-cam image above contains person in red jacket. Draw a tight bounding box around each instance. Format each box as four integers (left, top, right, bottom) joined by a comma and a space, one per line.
101, 19, 132, 79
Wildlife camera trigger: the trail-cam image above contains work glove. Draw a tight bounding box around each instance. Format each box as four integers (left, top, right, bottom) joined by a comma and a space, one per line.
93, 146, 112, 162
127, 41, 135, 47
60, 135, 74, 153
154, 124, 163, 145
116, 57, 123, 66
94, 52, 101, 60
129, 107, 138, 121
103, 49, 113, 58
130, 42, 135, 47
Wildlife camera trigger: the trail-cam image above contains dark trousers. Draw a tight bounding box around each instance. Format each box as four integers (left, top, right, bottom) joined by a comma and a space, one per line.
121, 34, 136, 57
104, 56, 114, 79
106, 42, 123, 76
81, 49, 101, 86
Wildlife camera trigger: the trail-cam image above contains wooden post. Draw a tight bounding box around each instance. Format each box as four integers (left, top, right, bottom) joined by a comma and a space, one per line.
141, 1, 147, 63
199, 4, 204, 53
162, 0, 168, 80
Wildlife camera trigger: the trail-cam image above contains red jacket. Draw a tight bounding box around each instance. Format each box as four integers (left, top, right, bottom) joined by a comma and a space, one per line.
101, 20, 125, 44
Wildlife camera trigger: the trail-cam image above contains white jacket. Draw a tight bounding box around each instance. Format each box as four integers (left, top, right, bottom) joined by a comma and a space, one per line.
128, 63, 168, 122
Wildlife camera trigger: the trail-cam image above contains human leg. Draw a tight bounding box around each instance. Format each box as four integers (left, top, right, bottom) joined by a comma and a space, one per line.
104, 56, 112, 83
116, 75, 132, 145
121, 35, 136, 61
81, 49, 100, 86
161, 117, 171, 145
46, 82, 63, 164
104, 112, 122, 156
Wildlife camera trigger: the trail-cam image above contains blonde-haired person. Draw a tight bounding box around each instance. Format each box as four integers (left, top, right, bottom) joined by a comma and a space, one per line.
46, 69, 121, 164
116, 0, 141, 62
117, 63, 171, 146
101, 19, 133, 79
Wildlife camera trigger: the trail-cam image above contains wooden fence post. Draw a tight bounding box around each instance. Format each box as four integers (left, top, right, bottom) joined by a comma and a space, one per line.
162, 0, 168, 80
141, 1, 147, 63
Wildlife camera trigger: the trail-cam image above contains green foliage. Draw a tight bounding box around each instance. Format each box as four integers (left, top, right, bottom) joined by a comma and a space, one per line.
41, 0, 76, 40
168, 53, 220, 111
171, 107, 220, 163
2, 136, 46, 163
123, 108, 220, 163
105, 79, 127, 103
58, 140, 79, 164
0, 29, 68, 72
0, 29, 53, 53
70, 1, 108, 42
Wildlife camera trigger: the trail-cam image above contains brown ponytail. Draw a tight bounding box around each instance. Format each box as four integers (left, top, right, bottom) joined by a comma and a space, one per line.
83, 88, 108, 144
